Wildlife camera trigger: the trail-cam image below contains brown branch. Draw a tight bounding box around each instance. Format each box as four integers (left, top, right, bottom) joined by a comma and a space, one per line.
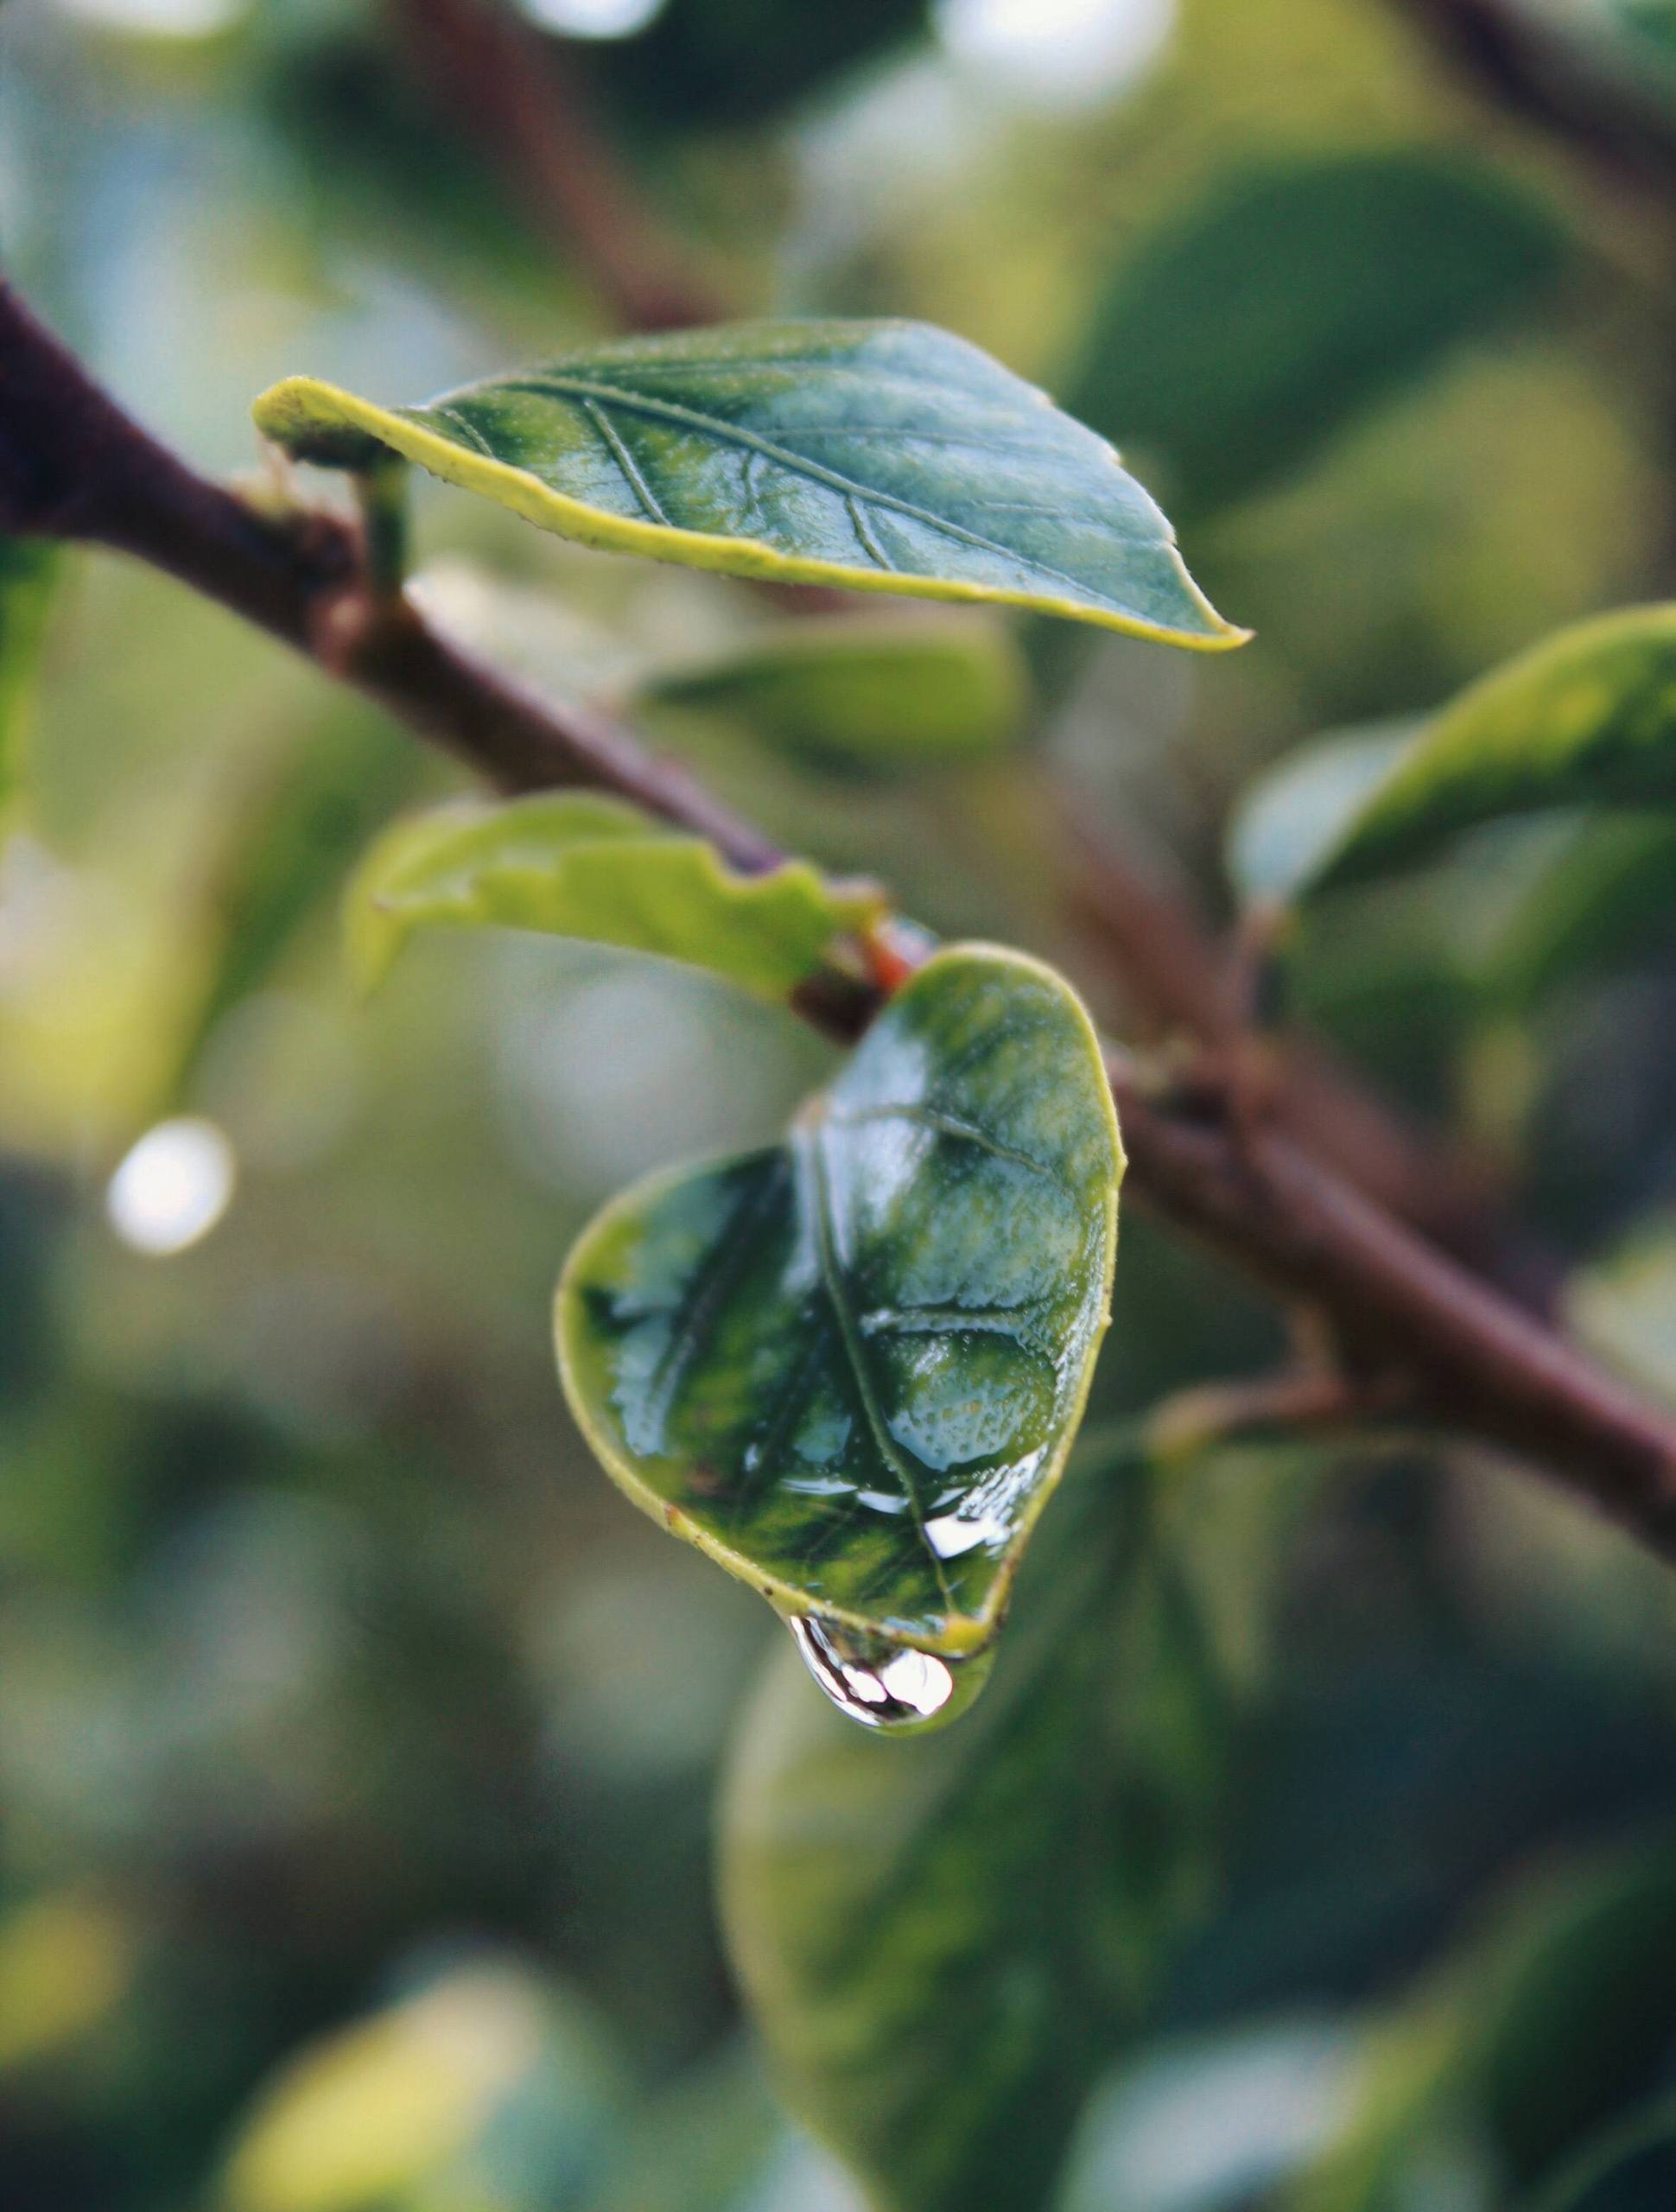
7, 276, 1676, 1559
1381, 0, 1676, 193
384, 0, 719, 333
1060, 805, 1562, 1308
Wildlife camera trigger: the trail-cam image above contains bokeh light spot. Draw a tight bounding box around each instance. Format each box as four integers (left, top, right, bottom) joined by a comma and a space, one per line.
105, 1118, 236, 1256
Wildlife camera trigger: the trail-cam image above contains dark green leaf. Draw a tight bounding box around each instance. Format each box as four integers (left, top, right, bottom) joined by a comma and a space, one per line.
635, 618, 1028, 774
252, 322, 1244, 646
0, 537, 60, 824
1245, 606, 1676, 901
346, 791, 886, 1000
555, 946, 1123, 1659
718, 1434, 1223, 2212
1070, 149, 1565, 522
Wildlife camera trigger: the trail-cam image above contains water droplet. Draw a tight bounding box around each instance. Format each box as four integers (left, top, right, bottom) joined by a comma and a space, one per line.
786, 1614, 994, 1735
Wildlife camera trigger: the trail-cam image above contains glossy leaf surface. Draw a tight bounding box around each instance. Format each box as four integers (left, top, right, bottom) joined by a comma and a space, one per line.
0, 537, 60, 822
346, 791, 886, 999
253, 321, 1244, 646
1248, 606, 1676, 900
1070, 150, 1565, 521
635, 618, 1027, 773
718, 1436, 1227, 2212
555, 946, 1123, 1652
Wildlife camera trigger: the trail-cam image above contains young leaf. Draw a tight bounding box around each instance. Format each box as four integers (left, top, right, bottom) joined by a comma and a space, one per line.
634, 618, 1028, 774
252, 321, 1245, 648
1226, 721, 1419, 907
1245, 606, 1676, 902
346, 791, 886, 999
555, 945, 1123, 1657
0, 537, 60, 823
1069, 150, 1565, 522
718, 1435, 1226, 2212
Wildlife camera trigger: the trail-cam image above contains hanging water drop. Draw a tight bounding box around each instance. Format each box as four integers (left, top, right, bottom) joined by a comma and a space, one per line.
786, 1614, 994, 1735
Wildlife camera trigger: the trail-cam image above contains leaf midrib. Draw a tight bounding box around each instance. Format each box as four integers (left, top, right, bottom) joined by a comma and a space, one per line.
484, 375, 1141, 608
793, 1116, 958, 1613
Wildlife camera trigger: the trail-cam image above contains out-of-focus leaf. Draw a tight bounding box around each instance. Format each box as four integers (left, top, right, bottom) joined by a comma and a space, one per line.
1568, 1223, 1676, 1402
590, 2044, 863, 2212
1226, 722, 1417, 906
1472, 810, 1676, 1013
346, 791, 886, 1000
219, 1955, 624, 2212
1069, 149, 1565, 522
0, 1892, 141, 2075
718, 1432, 1226, 2212
634, 619, 1028, 774
252, 323, 1244, 646
593, 0, 927, 129
1286, 1837, 1676, 2211
556, 947, 1122, 1666
0, 537, 60, 823
167, 711, 429, 1105
1526, 2090, 1676, 2212
1059, 2018, 1356, 2212
1249, 606, 1676, 901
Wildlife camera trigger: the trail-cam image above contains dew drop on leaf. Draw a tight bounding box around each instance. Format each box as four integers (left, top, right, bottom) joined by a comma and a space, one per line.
786, 1614, 994, 1735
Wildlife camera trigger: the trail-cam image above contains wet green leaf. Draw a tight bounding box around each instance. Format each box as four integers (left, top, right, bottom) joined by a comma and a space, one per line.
717, 1435, 1227, 2212
1070, 149, 1565, 522
1245, 606, 1676, 901
0, 537, 60, 824
346, 791, 886, 1000
635, 618, 1028, 774
555, 946, 1123, 1656
252, 322, 1244, 646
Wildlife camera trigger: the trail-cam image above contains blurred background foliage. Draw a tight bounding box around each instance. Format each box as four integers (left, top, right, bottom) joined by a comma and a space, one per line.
8, 0, 1676, 2205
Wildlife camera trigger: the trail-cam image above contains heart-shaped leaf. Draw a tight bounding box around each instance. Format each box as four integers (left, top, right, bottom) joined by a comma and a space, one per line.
346, 791, 886, 999
634, 617, 1028, 774
252, 321, 1245, 647
1240, 606, 1676, 902
555, 945, 1123, 1660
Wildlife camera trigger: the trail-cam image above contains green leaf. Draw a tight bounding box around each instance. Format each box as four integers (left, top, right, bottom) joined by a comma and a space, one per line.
346, 791, 886, 1000
220, 1955, 624, 2212
1246, 605, 1676, 902
1472, 810, 1676, 1014
168, 709, 429, 1107
0, 537, 60, 823
634, 618, 1028, 774
1069, 149, 1565, 523
718, 1433, 1223, 2212
555, 945, 1123, 1660
1286, 1837, 1676, 2212
1226, 721, 1419, 907
252, 321, 1244, 648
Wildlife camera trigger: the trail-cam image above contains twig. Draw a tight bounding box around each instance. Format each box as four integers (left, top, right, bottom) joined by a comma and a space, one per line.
1060, 806, 1561, 1307
1381, 0, 1676, 193
6, 277, 1676, 1558
384, 0, 719, 333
